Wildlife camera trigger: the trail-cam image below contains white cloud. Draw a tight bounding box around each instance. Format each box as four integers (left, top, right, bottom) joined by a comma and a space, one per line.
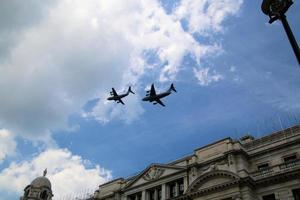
174, 0, 243, 34
0, 148, 111, 199
0, 129, 16, 163
0, 0, 243, 139
0, 0, 133, 138
193, 67, 223, 86
85, 92, 144, 124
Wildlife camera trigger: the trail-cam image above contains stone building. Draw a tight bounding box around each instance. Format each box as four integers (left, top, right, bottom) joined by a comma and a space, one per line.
20, 169, 53, 200
93, 125, 300, 200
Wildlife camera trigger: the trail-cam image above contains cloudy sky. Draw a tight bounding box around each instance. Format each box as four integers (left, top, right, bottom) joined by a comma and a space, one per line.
0, 0, 299, 199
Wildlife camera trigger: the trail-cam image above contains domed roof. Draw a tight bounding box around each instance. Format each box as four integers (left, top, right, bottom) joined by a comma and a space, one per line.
30, 176, 52, 188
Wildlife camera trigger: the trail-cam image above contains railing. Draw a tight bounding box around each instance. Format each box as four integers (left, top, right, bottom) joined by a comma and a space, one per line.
279, 159, 300, 170
251, 159, 300, 179
252, 168, 274, 178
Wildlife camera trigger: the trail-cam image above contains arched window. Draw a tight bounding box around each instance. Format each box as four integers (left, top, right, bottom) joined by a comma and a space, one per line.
40, 190, 48, 200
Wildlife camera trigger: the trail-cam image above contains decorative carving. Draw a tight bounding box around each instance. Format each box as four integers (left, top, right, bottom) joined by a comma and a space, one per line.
186, 170, 240, 194
142, 167, 165, 181
218, 159, 228, 166
209, 163, 218, 171
191, 167, 197, 177
43, 168, 47, 177
228, 154, 234, 165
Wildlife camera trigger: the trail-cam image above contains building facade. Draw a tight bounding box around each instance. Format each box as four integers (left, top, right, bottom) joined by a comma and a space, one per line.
93, 125, 300, 200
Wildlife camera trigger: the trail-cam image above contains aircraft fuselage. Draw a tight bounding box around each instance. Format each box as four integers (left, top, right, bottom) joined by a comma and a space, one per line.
107, 93, 128, 101
142, 91, 171, 102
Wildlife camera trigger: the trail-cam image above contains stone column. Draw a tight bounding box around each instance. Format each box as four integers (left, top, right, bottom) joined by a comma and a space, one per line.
142, 191, 146, 200
286, 190, 295, 200
161, 184, 166, 200
278, 189, 294, 200
175, 182, 179, 197
154, 189, 158, 200
183, 176, 188, 193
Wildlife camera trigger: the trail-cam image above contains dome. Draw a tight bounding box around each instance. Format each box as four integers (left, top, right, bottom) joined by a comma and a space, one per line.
30, 176, 52, 188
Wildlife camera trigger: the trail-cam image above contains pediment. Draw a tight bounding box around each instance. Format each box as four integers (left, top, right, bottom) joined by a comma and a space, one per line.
124, 164, 185, 190
187, 170, 240, 193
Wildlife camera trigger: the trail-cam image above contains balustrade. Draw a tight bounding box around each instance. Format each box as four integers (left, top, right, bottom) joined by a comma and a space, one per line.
251, 159, 300, 179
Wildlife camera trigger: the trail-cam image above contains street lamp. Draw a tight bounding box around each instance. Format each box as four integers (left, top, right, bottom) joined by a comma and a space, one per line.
261, 0, 300, 65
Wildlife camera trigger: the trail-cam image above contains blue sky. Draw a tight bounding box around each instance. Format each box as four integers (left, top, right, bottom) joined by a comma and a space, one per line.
0, 0, 300, 199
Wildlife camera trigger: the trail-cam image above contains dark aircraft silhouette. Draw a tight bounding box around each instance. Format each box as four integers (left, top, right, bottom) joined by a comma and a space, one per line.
142, 83, 177, 107
107, 86, 135, 105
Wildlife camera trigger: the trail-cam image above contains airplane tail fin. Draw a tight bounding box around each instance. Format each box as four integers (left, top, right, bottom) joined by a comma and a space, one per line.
169, 83, 177, 93
128, 86, 135, 94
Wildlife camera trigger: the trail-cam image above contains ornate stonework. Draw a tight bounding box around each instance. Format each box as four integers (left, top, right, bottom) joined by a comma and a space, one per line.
142, 166, 165, 181
186, 170, 240, 193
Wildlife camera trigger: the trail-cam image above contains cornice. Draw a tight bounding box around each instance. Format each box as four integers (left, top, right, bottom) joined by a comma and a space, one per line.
187, 149, 249, 170
247, 136, 300, 157
99, 178, 125, 188
243, 125, 300, 150
194, 138, 233, 152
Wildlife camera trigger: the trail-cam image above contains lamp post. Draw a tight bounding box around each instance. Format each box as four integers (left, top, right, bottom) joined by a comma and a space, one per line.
261, 0, 300, 65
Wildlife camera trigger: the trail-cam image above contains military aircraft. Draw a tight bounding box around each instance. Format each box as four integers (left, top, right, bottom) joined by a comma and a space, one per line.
142, 83, 177, 107
107, 86, 135, 105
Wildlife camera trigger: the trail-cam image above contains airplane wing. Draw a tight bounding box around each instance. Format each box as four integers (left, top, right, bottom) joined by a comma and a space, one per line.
118, 99, 125, 105
111, 88, 118, 96
156, 99, 165, 107
150, 84, 156, 97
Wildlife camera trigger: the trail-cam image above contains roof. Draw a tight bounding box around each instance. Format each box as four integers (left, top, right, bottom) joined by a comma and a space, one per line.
30, 176, 52, 188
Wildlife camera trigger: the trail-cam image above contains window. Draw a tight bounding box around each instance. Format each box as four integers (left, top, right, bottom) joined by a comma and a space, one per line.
128, 194, 135, 200
178, 180, 184, 195
40, 190, 48, 200
257, 163, 269, 171
166, 182, 176, 198
157, 187, 162, 200
283, 154, 298, 168
137, 193, 142, 200
146, 186, 161, 200
167, 178, 184, 198
293, 188, 300, 200
170, 184, 176, 198
149, 190, 155, 200
262, 194, 276, 200
284, 154, 297, 163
